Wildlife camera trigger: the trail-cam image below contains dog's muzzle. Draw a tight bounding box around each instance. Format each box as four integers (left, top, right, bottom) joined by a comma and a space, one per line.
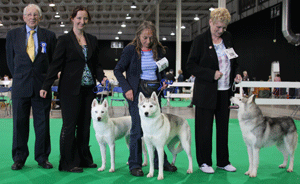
229, 104, 239, 109
144, 112, 149, 117
97, 117, 102, 121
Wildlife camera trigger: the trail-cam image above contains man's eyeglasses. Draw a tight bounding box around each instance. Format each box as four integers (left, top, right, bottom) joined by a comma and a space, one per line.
26, 13, 40, 17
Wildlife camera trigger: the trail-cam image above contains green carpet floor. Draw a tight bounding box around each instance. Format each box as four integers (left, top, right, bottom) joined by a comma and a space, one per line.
0, 117, 299, 184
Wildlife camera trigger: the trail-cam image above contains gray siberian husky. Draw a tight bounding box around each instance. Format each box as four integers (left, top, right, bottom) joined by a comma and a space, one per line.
231, 94, 298, 177
138, 92, 193, 180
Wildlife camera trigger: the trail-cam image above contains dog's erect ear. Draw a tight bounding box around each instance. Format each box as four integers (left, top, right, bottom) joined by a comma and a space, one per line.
139, 92, 145, 104
103, 99, 109, 108
150, 91, 158, 102
92, 99, 98, 108
248, 94, 255, 104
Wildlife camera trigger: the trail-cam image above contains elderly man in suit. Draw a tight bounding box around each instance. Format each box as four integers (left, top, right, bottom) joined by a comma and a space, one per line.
6, 4, 57, 170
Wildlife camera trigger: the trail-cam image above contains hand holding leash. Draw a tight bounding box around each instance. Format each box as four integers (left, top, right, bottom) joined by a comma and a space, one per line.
157, 79, 173, 97
93, 83, 110, 93
158, 79, 173, 91
234, 74, 242, 83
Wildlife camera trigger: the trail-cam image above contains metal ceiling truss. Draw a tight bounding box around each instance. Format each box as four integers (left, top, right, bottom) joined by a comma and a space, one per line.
0, 0, 218, 41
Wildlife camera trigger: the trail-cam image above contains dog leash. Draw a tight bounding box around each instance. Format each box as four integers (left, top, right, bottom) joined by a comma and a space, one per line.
93, 83, 110, 93
232, 81, 237, 92
93, 83, 111, 103
229, 81, 239, 109
157, 79, 173, 96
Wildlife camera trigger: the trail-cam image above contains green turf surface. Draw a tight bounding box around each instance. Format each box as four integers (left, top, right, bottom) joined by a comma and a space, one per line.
0, 117, 299, 184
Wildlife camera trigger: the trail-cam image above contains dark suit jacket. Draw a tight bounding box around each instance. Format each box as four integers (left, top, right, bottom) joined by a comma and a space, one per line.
114, 44, 164, 97
186, 28, 240, 109
42, 30, 104, 95
6, 25, 57, 98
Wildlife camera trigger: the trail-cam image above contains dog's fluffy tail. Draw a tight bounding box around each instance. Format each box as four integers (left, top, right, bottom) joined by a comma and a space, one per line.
168, 137, 183, 165
168, 137, 183, 154
291, 132, 298, 152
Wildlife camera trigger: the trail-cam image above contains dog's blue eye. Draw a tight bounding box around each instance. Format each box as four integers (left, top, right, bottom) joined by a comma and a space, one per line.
95, 111, 98, 113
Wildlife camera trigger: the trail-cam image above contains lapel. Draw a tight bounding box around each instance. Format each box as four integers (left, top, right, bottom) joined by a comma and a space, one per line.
221, 33, 230, 49
20, 25, 28, 55
84, 32, 93, 61
70, 30, 85, 60
35, 27, 43, 61
206, 29, 219, 68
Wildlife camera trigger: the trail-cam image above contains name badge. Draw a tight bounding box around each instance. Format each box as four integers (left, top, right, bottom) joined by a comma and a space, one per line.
156, 57, 169, 72
224, 48, 238, 59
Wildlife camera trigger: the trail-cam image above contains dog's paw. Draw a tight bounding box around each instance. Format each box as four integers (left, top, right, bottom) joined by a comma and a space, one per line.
147, 173, 154, 178
142, 162, 148, 167
126, 162, 129, 165
187, 169, 193, 174
245, 171, 250, 175
249, 172, 257, 177
279, 164, 287, 168
157, 175, 164, 180
98, 167, 105, 172
109, 168, 115, 172
287, 168, 293, 172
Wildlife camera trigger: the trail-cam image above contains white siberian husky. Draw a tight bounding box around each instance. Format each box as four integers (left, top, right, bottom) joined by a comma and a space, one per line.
91, 99, 147, 172
138, 92, 193, 180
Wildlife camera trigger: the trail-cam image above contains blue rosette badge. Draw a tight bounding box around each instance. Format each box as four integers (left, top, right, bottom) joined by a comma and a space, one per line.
40, 42, 47, 53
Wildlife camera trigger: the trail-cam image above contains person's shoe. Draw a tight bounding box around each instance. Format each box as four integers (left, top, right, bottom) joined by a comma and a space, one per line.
87, 163, 97, 168
38, 161, 53, 169
80, 163, 97, 168
200, 163, 215, 174
61, 167, 83, 173
154, 164, 178, 172
217, 164, 236, 172
163, 164, 177, 172
11, 161, 24, 170
130, 168, 144, 176
187, 104, 193, 108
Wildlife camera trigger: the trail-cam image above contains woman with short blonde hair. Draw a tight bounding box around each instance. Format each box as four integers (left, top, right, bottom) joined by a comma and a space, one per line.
210, 7, 231, 25
186, 7, 241, 174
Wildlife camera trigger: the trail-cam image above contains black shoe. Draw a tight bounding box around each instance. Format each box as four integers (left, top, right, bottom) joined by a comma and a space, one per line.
155, 164, 178, 172
164, 164, 177, 172
11, 161, 24, 170
61, 167, 83, 173
80, 163, 97, 168
38, 161, 53, 169
130, 168, 144, 176
187, 104, 193, 108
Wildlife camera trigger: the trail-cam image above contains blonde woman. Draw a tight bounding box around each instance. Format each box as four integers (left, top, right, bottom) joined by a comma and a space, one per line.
186, 8, 242, 174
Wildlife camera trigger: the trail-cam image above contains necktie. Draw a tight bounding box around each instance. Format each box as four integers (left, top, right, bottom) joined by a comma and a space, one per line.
27, 30, 35, 62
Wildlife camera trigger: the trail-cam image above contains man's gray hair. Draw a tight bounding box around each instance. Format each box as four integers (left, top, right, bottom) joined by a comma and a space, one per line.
23, 4, 42, 17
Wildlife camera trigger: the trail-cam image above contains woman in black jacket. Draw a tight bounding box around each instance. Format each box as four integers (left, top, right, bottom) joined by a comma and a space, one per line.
186, 8, 242, 174
114, 21, 176, 177
40, 6, 104, 173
